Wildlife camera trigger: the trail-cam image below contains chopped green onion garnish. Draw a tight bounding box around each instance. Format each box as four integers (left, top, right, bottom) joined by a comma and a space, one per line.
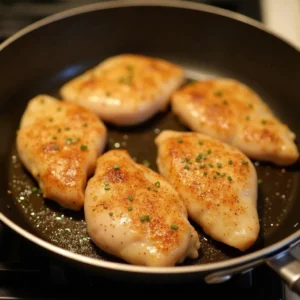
223, 100, 228, 105
83, 122, 88, 127
213, 175, 217, 179
208, 163, 214, 168
127, 65, 133, 71
177, 138, 183, 143
53, 145, 59, 151
113, 164, 120, 170
261, 119, 267, 125
228, 160, 233, 165
128, 206, 133, 211
128, 195, 133, 201
155, 181, 160, 188
65, 138, 72, 145
241, 160, 248, 165
200, 164, 206, 169
217, 163, 222, 168
65, 127, 70, 131
199, 141, 204, 145
227, 176, 233, 182
171, 224, 178, 230
109, 212, 113, 216
215, 91, 222, 97
80, 145, 88, 151
184, 165, 190, 170
57, 128, 62, 133
195, 153, 203, 162
140, 215, 150, 222
207, 149, 212, 155
142, 160, 150, 167
204, 172, 208, 176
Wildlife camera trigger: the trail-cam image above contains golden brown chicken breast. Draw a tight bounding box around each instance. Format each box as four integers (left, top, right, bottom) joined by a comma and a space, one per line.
155, 130, 260, 251
171, 79, 299, 166
84, 150, 200, 266
60, 54, 184, 126
16, 94, 107, 210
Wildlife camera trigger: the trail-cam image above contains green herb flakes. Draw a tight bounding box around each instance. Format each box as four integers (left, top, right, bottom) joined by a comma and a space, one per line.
171, 224, 178, 230
261, 119, 267, 125
140, 215, 150, 222
195, 153, 203, 162
142, 160, 150, 167
32, 187, 41, 194
65, 138, 72, 145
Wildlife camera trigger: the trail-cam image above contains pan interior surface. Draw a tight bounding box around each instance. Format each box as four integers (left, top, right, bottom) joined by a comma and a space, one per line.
0, 3, 299, 267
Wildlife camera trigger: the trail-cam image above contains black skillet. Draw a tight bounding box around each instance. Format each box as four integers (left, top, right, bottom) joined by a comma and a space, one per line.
0, 0, 300, 294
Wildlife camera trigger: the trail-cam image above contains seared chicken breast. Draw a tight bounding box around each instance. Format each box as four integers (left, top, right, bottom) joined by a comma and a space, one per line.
60, 54, 184, 126
84, 150, 200, 266
17, 95, 107, 210
171, 79, 299, 166
155, 130, 260, 251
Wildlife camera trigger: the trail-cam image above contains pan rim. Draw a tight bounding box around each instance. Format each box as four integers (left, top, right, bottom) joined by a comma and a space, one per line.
1, 212, 299, 273
0, 0, 299, 274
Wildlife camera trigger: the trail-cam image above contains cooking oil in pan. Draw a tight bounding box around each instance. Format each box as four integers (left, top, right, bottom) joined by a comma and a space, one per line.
8, 73, 300, 265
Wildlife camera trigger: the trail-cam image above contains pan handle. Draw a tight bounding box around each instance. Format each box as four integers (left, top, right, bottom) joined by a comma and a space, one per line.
266, 242, 300, 295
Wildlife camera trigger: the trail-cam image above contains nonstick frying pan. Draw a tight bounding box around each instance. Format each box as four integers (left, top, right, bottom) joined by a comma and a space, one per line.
0, 0, 300, 293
